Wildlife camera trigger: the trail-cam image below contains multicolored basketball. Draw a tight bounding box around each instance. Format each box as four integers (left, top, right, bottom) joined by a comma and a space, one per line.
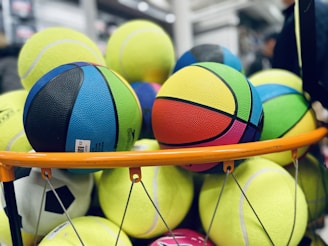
152, 62, 264, 172
249, 70, 317, 165
173, 44, 243, 73
248, 69, 303, 92
23, 62, 142, 172
131, 81, 161, 139
150, 228, 215, 246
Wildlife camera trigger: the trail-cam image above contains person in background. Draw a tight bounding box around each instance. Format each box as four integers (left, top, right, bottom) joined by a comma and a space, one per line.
246, 31, 278, 76
0, 32, 23, 94
272, 0, 328, 102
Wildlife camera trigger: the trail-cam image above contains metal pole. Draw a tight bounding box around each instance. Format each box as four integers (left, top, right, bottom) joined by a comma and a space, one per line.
2, 181, 23, 246
80, 0, 97, 41
171, 0, 193, 57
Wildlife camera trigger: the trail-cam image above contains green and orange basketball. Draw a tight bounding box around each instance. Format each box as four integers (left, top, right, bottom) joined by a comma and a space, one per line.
152, 62, 263, 172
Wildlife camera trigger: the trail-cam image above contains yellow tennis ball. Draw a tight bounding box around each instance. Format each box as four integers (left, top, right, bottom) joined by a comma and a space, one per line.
18, 27, 105, 90
98, 166, 194, 239
0, 90, 33, 152
199, 157, 308, 245
91, 138, 160, 210
285, 153, 328, 225
105, 19, 175, 84
132, 138, 160, 151
38, 216, 132, 245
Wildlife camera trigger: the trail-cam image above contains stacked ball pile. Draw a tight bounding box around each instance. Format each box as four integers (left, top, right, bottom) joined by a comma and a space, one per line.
0, 19, 327, 246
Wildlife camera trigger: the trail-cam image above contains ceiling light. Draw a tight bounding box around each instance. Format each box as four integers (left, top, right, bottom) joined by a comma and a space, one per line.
138, 1, 149, 12
165, 13, 175, 23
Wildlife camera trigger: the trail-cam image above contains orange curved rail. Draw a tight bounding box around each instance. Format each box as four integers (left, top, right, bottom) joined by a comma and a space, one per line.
0, 127, 327, 171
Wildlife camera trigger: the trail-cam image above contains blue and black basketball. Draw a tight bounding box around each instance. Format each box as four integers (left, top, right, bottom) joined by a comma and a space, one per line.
173, 44, 243, 73
23, 62, 142, 155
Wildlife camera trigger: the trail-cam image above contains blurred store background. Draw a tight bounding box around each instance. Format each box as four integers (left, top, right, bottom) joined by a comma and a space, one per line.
0, 0, 286, 71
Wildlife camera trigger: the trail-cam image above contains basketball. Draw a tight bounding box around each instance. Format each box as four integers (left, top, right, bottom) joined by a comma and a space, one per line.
150, 228, 215, 246
23, 62, 142, 172
248, 68, 303, 93
131, 81, 161, 139
152, 62, 263, 172
251, 81, 317, 165
173, 43, 243, 73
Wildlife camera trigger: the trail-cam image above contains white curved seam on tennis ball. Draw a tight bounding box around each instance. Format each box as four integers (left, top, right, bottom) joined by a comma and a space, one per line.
138, 166, 160, 237
6, 129, 25, 151
45, 221, 70, 240
92, 217, 130, 246
119, 28, 165, 81
21, 39, 104, 80
239, 167, 288, 246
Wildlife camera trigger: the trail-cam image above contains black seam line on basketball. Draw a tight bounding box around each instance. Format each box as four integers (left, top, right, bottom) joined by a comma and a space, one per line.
94, 65, 119, 150
261, 91, 304, 103
277, 103, 312, 138
192, 63, 258, 141
156, 96, 249, 122
239, 82, 263, 142
156, 97, 259, 147
157, 120, 260, 147
193, 63, 239, 115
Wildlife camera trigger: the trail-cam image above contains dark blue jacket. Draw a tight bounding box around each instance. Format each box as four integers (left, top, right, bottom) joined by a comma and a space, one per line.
272, 1, 328, 102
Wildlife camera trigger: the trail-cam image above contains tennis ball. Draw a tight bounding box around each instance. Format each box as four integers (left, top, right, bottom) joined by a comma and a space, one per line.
0, 90, 33, 152
105, 19, 175, 84
18, 27, 105, 90
285, 153, 328, 225
132, 138, 160, 151
98, 166, 194, 239
199, 157, 308, 246
39, 216, 132, 245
